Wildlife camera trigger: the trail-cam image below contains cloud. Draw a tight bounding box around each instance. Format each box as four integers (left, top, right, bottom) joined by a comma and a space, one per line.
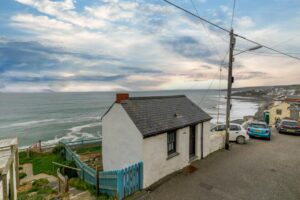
236, 16, 255, 28
0, 0, 299, 92
0, 39, 119, 73
121, 66, 162, 74
235, 71, 271, 80
161, 36, 213, 59
15, 0, 107, 29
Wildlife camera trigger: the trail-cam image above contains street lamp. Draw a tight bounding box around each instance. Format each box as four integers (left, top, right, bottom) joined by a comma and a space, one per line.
233, 45, 263, 56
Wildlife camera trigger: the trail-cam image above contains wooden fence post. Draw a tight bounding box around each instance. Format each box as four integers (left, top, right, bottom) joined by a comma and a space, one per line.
82, 165, 85, 180
117, 170, 124, 200
138, 162, 143, 190
39, 140, 42, 152
2, 174, 7, 200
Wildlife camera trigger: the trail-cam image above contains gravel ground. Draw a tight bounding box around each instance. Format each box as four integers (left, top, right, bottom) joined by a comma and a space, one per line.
143, 128, 300, 200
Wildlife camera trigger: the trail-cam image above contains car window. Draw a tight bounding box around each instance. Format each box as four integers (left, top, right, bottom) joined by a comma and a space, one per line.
230, 125, 240, 131
249, 123, 267, 128
217, 125, 226, 131
282, 121, 298, 126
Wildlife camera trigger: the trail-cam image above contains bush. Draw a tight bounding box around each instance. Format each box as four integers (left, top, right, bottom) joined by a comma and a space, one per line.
61, 161, 79, 178
31, 178, 49, 190
52, 144, 65, 154
69, 178, 94, 191
19, 172, 27, 179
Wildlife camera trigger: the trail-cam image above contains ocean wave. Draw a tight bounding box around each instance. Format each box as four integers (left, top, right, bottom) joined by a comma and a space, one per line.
0, 119, 56, 129
69, 122, 100, 133
40, 122, 101, 147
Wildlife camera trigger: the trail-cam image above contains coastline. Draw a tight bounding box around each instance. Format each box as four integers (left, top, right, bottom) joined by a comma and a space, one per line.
231, 95, 272, 122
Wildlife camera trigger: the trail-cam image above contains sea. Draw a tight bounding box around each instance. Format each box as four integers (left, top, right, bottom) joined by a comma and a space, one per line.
0, 90, 259, 147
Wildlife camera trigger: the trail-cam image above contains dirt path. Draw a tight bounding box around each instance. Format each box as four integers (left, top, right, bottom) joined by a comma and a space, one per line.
20, 163, 57, 185
21, 163, 33, 177
69, 188, 96, 200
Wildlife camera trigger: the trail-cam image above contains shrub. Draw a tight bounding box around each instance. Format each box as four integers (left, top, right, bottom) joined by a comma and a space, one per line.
31, 178, 49, 190
52, 144, 65, 154
61, 161, 79, 178
19, 172, 27, 179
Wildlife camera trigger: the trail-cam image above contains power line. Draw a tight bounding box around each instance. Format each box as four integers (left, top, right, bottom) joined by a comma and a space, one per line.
163, 0, 230, 33
199, 50, 229, 105
189, 0, 226, 61
162, 0, 300, 61
230, 0, 236, 29
235, 49, 300, 55
234, 34, 300, 60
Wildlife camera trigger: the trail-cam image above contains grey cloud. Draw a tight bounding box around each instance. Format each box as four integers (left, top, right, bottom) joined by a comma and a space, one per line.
121, 66, 162, 74
161, 36, 213, 59
4, 74, 126, 83
236, 71, 271, 80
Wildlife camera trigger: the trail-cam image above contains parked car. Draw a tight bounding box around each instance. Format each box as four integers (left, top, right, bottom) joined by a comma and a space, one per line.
211, 123, 249, 144
277, 119, 300, 135
247, 121, 271, 140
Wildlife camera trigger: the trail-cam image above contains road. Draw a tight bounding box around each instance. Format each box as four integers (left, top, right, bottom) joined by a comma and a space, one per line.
143, 128, 300, 200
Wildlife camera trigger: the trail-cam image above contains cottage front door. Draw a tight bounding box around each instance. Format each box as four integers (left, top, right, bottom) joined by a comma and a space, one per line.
189, 125, 196, 158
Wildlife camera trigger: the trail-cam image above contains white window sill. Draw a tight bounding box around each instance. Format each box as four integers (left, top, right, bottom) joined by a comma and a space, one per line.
167, 152, 179, 160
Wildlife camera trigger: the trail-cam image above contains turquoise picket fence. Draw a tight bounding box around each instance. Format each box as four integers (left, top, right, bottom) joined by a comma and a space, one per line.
100, 163, 143, 199
60, 140, 143, 199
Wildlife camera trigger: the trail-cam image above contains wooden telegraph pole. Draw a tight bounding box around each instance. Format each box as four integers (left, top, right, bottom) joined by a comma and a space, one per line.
225, 29, 235, 150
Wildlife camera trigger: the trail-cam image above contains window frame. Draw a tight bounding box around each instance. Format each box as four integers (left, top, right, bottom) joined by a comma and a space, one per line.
167, 131, 177, 155
276, 109, 282, 115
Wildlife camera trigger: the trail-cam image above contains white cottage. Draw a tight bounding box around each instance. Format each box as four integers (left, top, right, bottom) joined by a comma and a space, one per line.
102, 94, 212, 188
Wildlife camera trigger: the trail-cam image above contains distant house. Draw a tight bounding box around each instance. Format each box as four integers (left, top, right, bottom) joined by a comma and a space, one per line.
102, 94, 212, 188
269, 95, 300, 124
0, 138, 19, 200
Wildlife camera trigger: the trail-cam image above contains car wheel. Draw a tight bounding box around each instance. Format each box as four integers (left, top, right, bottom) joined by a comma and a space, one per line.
236, 136, 246, 144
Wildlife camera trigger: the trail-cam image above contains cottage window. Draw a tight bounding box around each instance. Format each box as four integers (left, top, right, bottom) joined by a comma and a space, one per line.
167, 131, 176, 155
276, 109, 282, 115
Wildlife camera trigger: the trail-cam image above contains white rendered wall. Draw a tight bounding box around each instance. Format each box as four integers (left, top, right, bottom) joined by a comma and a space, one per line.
202, 121, 211, 158
102, 104, 143, 171
142, 121, 211, 188
142, 127, 190, 188
195, 124, 201, 158
210, 131, 225, 154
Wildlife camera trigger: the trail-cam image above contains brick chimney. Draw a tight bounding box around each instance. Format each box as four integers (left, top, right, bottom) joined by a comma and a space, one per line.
116, 93, 129, 103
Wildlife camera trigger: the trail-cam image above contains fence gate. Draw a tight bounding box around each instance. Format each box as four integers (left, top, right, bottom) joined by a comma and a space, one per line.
100, 162, 143, 199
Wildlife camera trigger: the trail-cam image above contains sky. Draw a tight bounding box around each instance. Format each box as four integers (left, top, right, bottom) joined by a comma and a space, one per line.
0, 0, 300, 92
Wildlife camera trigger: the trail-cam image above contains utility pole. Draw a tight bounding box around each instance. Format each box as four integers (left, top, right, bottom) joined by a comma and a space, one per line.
225, 29, 235, 150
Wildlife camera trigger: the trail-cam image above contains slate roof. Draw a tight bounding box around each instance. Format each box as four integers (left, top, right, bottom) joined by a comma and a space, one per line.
120, 95, 212, 138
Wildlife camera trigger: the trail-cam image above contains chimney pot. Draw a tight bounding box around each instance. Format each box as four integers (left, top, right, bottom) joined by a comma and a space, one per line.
116, 93, 129, 103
